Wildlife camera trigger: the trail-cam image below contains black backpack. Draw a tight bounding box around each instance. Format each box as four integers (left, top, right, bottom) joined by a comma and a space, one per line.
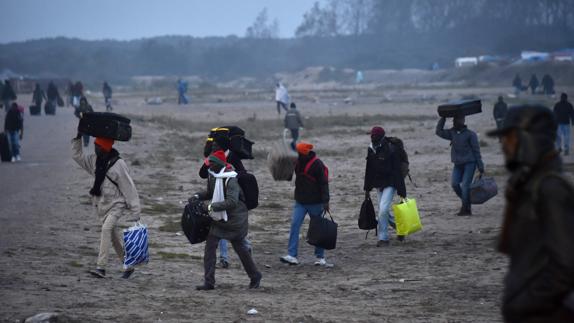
387, 137, 410, 179
236, 172, 259, 210
181, 199, 212, 245
358, 196, 378, 238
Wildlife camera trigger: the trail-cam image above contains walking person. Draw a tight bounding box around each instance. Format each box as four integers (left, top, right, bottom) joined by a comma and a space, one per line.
72, 134, 141, 279
528, 74, 539, 95
2, 80, 17, 113
284, 102, 304, 150
512, 75, 523, 95
46, 81, 60, 113
493, 96, 508, 130
487, 105, 574, 323
102, 82, 113, 111
436, 115, 485, 215
280, 142, 331, 266
541, 74, 555, 96
194, 150, 261, 290
32, 83, 46, 111
275, 83, 289, 114
553, 93, 574, 156
198, 134, 251, 269
177, 79, 189, 105
74, 97, 94, 147
4, 103, 23, 162
364, 126, 407, 246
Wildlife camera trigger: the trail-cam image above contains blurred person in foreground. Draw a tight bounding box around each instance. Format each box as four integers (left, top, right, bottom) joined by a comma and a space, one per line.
487, 105, 574, 323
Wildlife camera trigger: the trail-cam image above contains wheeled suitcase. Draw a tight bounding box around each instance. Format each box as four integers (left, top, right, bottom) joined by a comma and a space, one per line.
29, 105, 41, 116
0, 133, 12, 162
78, 112, 132, 141
44, 102, 56, 115
437, 99, 482, 118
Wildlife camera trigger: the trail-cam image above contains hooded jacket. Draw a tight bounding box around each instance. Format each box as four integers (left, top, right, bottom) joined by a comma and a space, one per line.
436, 118, 485, 172
553, 99, 574, 125
363, 137, 407, 197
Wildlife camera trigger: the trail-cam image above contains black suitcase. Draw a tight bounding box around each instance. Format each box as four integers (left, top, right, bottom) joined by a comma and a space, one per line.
78, 112, 132, 141
44, 102, 56, 115
437, 99, 482, 118
0, 133, 12, 162
203, 126, 254, 159
29, 105, 41, 116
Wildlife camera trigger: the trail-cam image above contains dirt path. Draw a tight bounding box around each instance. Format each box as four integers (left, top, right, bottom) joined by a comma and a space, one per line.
1, 88, 572, 322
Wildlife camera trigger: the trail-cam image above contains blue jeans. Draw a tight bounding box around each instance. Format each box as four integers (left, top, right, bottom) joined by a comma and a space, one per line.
178, 92, 188, 104
7, 130, 20, 158
287, 202, 325, 258
377, 187, 397, 241
452, 162, 476, 208
556, 124, 571, 153
289, 128, 299, 150
219, 238, 252, 262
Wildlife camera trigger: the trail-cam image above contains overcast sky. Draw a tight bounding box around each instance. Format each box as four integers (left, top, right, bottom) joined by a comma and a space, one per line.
0, 0, 321, 44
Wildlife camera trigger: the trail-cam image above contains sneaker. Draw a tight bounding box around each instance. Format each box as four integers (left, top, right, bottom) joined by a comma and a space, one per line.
249, 272, 262, 289
15, 155, 21, 161
376, 240, 390, 247
279, 255, 299, 265
89, 268, 106, 278
121, 268, 135, 279
10, 157, 15, 162
314, 258, 327, 266
219, 259, 229, 269
195, 284, 214, 291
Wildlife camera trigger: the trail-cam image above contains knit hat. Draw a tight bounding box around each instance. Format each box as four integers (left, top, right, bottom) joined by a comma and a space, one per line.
296, 142, 314, 155
94, 137, 114, 152
368, 126, 385, 137
208, 150, 227, 167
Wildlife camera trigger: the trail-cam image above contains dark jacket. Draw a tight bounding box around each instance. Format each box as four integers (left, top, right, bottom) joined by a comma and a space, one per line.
494, 101, 508, 120
74, 103, 93, 119
47, 84, 59, 101
294, 151, 329, 205
33, 87, 46, 106
199, 152, 245, 179
198, 170, 249, 241
499, 156, 574, 322
528, 75, 539, 89
436, 118, 485, 172
363, 138, 407, 197
4, 106, 23, 132
284, 109, 303, 130
553, 100, 574, 125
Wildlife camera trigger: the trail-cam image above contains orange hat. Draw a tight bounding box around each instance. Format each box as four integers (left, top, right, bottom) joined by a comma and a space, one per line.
94, 137, 115, 152
296, 142, 314, 156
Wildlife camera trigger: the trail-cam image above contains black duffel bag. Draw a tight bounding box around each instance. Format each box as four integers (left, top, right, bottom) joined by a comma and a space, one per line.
78, 112, 132, 141
306, 211, 338, 250
181, 199, 212, 245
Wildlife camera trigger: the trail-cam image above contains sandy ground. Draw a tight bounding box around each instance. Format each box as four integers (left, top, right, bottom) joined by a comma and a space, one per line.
1, 85, 573, 323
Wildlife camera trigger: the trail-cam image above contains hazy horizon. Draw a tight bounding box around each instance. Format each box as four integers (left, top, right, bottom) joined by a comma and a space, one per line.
0, 0, 321, 44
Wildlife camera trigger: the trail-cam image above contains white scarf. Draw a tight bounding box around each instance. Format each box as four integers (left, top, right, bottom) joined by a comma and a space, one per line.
208, 168, 238, 222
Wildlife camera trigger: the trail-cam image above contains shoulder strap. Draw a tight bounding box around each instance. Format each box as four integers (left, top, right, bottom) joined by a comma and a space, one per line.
104, 156, 122, 188
303, 156, 318, 175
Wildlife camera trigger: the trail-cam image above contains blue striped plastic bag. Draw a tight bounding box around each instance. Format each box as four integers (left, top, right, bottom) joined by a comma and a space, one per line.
392, 198, 422, 236
123, 222, 149, 269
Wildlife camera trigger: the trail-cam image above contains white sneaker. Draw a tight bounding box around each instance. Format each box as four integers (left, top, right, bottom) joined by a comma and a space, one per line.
280, 255, 299, 265
314, 258, 327, 266
15, 155, 21, 161
10, 156, 15, 162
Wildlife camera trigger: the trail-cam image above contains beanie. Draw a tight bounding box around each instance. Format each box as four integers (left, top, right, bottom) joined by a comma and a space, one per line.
94, 137, 114, 152
296, 142, 314, 156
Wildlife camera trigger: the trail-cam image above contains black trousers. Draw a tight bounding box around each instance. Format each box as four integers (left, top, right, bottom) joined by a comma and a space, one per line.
203, 234, 260, 287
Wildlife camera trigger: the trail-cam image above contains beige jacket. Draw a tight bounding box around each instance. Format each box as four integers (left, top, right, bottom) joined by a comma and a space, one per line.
72, 139, 141, 221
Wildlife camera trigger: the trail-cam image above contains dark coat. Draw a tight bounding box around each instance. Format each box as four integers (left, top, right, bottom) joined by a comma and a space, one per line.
4, 106, 23, 132
553, 100, 574, 125
33, 87, 46, 106
363, 138, 407, 197
493, 101, 508, 120
47, 84, 59, 101
436, 118, 485, 172
294, 151, 330, 205
198, 170, 249, 241
2, 82, 16, 101
499, 156, 574, 322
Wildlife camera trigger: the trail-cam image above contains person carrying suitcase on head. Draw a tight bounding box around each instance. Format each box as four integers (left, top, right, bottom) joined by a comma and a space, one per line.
280, 142, 331, 266
436, 115, 485, 216
72, 134, 141, 279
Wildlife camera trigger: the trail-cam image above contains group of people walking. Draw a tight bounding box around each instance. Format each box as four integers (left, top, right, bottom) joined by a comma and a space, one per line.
512, 73, 555, 95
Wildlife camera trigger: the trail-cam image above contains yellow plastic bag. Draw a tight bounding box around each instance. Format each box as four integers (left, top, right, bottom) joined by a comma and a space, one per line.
392, 198, 422, 236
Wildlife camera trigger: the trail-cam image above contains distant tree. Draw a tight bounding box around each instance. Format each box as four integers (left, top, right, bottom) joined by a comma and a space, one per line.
296, 0, 373, 37
245, 8, 280, 39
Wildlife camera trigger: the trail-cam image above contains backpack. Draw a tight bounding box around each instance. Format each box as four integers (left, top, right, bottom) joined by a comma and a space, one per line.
300, 156, 329, 182
387, 137, 410, 179
236, 171, 259, 210
358, 196, 378, 238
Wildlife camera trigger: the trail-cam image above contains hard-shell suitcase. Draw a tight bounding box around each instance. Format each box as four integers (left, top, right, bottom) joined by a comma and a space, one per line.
29, 105, 41, 116
44, 102, 56, 115
0, 133, 12, 162
78, 112, 132, 141
437, 99, 482, 118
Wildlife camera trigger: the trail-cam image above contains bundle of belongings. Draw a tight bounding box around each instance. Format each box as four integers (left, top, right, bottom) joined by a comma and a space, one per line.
267, 129, 298, 181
